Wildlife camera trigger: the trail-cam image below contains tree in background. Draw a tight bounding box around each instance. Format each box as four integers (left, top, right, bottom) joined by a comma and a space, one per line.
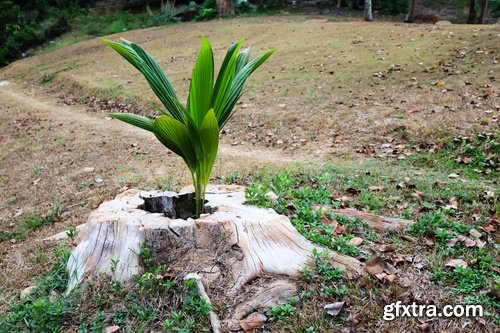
364, 0, 373, 21
405, 0, 416, 22
216, 0, 234, 15
468, 0, 478, 23
479, 0, 489, 23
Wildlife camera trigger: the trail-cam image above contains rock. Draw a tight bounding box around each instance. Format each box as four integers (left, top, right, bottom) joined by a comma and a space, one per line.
265, 191, 278, 203
20, 286, 37, 299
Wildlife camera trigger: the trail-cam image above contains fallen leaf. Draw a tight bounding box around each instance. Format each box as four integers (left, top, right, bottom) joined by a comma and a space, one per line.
464, 237, 476, 247
321, 212, 337, 227
448, 173, 459, 179
393, 254, 406, 266
475, 239, 486, 248
446, 237, 460, 247
384, 263, 397, 275
349, 236, 363, 246
365, 256, 385, 275
350, 310, 363, 326
346, 187, 361, 195
469, 228, 482, 239
481, 223, 496, 233
369, 185, 385, 191
377, 244, 396, 252
240, 313, 267, 332
424, 228, 435, 245
105, 326, 120, 333
445, 259, 468, 268
445, 197, 458, 210
324, 301, 345, 316
420, 322, 430, 332
386, 274, 399, 283
335, 224, 348, 235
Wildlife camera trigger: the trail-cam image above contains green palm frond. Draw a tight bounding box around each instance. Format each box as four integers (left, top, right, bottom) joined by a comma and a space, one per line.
103, 36, 274, 217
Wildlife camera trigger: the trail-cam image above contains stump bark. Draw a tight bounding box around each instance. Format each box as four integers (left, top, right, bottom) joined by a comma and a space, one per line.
66, 185, 363, 326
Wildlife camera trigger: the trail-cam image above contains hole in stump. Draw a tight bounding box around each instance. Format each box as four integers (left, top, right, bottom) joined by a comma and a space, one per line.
139, 192, 211, 219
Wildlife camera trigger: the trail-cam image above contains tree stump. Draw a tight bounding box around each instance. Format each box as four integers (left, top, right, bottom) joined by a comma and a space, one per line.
66, 185, 363, 326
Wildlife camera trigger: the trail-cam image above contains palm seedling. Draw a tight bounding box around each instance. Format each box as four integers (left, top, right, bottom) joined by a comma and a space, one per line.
103, 37, 274, 218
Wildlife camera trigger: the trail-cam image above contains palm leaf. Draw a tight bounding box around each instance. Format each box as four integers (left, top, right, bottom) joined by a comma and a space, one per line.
194, 109, 219, 186
154, 115, 197, 171
217, 48, 275, 127
188, 36, 214, 127
102, 38, 186, 122
212, 39, 244, 117
109, 113, 155, 132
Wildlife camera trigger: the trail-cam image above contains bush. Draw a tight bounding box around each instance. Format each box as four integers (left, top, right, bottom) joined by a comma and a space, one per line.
197, 0, 218, 20
236, 0, 252, 13
0, 0, 86, 66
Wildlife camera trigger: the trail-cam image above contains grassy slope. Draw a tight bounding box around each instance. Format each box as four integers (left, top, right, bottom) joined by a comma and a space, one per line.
0, 15, 498, 332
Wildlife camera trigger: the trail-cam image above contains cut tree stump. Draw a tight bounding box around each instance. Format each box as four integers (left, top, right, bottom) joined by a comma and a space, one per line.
65, 185, 364, 326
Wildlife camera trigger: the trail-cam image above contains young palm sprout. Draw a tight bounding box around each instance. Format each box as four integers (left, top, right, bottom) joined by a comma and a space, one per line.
103, 37, 274, 218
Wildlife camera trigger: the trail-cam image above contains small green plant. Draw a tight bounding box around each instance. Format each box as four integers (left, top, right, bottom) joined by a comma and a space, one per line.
104, 37, 274, 217
0, 247, 73, 333
110, 258, 120, 274
266, 302, 296, 320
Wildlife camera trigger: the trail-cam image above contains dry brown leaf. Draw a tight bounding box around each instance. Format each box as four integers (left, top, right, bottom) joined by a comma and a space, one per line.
377, 244, 396, 252
446, 237, 460, 247
445, 259, 468, 268
464, 237, 476, 247
349, 237, 363, 246
320, 212, 336, 226
324, 301, 345, 316
365, 256, 385, 275
481, 223, 496, 233
105, 326, 120, 333
469, 228, 482, 239
335, 224, 348, 235
393, 254, 406, 266
386, 274, 400, 283
369, 185, 385, 192
424, 228, 435, 245
476, 239, 486, 248
350, 310, 363, 326
240, 313, 267, 332
384, 263, 397, 275
420, 322, 430, 332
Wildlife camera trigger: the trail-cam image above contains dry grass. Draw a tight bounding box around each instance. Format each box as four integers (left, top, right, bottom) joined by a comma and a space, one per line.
2, 17, 498, 156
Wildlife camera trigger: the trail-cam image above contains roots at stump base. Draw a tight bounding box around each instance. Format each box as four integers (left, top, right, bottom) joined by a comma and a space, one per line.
66, 185, 363, 326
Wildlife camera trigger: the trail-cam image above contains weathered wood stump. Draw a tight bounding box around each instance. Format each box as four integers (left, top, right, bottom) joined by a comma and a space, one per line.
66, 185, 364, 328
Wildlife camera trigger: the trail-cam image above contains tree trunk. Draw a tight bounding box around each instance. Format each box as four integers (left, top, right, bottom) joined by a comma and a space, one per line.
405, 0, 417, 22
63, 186, 364, 326
479, 0, 489, 24
216, 0, 234, 16
468, 0, 478, 23
364, 0, 373, 21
